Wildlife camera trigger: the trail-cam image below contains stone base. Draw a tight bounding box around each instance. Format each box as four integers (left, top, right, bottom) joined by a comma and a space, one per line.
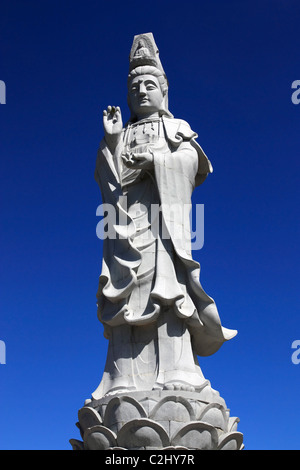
70, 383, 243, 450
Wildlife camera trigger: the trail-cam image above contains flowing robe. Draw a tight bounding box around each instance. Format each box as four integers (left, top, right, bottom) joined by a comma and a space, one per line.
93, 115, 236, 397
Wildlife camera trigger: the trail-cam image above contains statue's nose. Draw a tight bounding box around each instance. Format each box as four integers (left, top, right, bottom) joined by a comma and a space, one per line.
139, 84, 147, 96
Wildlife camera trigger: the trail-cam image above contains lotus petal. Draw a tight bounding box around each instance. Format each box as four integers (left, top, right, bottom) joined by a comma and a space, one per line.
162, 446, 189, 450
75, 421, 84, 439
78, 406, 102, 432
198, 403, 228, 431
228, 416, 240, 432
108, 446, 127, 450
69, 438, 84, 450
150, 396, 195, 422
171, 421, 219, 450
83, 425, 117, 450
117, 418, 170, 449
217, 431, 244, 450
103, 396, 147, 433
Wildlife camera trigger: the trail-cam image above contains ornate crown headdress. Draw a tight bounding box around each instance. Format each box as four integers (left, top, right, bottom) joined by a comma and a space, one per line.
127, 32, 172, 121
129, 32, 166, 79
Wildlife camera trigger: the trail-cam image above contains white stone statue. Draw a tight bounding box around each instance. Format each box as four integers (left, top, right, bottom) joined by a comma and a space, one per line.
70, 33, 243, 451
93, 33, 237, 399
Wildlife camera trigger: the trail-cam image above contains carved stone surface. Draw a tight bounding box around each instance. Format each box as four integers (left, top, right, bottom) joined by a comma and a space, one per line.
70, 386, 243, 450
92, 31, 237, 400
70, 32, 243, 450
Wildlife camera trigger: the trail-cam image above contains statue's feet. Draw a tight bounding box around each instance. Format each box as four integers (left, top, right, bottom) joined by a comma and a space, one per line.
163, 382, 195, 392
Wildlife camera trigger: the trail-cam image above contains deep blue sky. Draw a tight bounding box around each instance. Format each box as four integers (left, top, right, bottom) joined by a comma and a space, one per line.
1, 0, 299, 450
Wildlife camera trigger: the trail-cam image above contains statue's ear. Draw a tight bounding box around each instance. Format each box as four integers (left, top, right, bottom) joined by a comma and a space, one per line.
159, 91, 173, 118
127, 93, 136, 123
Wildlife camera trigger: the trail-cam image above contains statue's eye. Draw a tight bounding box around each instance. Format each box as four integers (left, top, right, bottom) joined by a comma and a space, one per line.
145, 82, 157, 90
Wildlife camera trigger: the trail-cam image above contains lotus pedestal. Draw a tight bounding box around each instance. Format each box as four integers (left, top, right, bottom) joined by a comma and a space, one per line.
70, 383, 243, 450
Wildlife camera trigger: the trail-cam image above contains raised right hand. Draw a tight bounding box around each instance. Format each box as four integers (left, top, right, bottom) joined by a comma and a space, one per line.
103, 106, 123, 137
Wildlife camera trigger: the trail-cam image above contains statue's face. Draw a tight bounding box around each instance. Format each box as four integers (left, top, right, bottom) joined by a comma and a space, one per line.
128, 74, 164, 118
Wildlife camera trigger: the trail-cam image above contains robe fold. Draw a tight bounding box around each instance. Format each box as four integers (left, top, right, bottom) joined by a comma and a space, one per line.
94, 115, 237, 358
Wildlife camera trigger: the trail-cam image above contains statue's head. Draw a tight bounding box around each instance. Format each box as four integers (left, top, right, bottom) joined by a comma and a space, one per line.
127, 33, 173, 122
127, 66, 171, 121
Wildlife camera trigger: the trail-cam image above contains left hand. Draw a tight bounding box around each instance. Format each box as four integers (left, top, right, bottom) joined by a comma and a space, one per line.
122, 150, 154, 169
